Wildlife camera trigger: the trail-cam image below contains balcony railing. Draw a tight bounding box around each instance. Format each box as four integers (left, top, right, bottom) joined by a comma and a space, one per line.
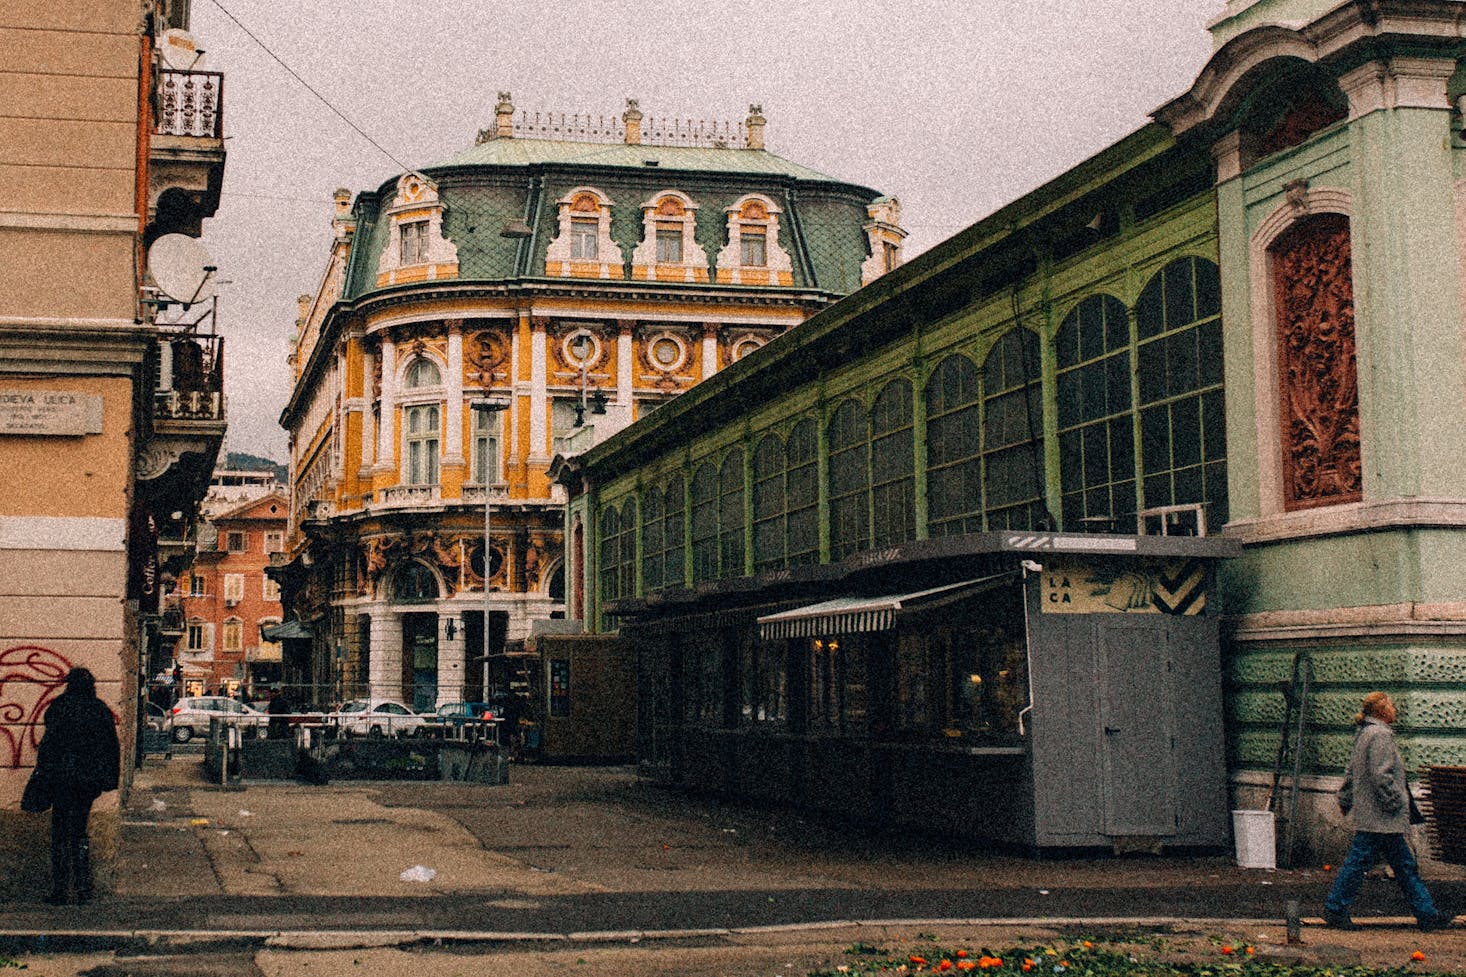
378, 485, 442, 507
154, 331, 224, 421
154, 68, 223, 138
155, 389, 224, 421
460, 483, 510, 504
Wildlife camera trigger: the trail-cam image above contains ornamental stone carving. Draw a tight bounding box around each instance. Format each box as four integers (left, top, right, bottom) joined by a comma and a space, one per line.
1273, 214, 1361, 510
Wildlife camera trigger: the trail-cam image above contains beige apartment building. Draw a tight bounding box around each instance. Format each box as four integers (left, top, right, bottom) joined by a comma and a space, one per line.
0, 0, 227, 892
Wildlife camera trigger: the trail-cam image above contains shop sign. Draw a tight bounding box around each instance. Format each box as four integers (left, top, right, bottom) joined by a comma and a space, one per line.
1041, 557, 1207, 615
0, 389, 103, 436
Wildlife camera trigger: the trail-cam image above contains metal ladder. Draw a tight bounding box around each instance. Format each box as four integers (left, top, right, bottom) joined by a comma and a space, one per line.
1267, 650, 1314, 868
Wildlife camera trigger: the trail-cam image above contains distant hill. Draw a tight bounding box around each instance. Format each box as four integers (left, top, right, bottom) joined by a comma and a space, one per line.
225, 451, 288, 483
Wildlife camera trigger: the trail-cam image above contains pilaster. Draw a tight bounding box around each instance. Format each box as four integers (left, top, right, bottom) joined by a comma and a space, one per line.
437, 613, 465, 707
368, 611, 402, 701
373, 337, 397, 494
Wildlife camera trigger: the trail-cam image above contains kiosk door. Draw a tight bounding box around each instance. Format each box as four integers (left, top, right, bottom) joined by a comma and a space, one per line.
1099, 620, 1177, 836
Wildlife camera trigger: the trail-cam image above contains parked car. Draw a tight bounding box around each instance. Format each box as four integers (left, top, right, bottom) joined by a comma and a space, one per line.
332, 698, 428, 738
434, 701, 497, 724
143, 701, 168, 732
167, 696, 266, 743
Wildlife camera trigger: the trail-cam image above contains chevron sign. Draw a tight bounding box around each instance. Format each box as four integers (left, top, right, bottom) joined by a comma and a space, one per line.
1153, 559, 1207, 615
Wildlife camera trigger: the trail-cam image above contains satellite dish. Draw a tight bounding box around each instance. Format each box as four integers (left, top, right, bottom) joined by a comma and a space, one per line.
159, 29, 205, 71
148, 234, 216, 306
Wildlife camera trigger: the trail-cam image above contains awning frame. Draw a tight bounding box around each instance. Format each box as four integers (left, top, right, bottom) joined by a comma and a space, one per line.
756, 572, 1017, 640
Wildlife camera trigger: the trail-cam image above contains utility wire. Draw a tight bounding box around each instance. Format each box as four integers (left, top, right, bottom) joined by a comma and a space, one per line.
204, 0, 413, 173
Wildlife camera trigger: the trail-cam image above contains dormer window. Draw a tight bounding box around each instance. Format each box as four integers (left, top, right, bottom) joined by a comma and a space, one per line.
740, 229, 766, 267
656, 226, 683, 263
571, 219, 599, 260
632, 191, 707, 283
861, 196, 907, 286
717, 194, 792, 285
400, 220, 429, 265
376, 173, 458, 287
546, 187, 622, 278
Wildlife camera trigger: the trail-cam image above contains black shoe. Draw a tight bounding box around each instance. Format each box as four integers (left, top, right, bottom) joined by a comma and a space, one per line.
1419, 913, 1454, 932
1324, 910, 1361, 930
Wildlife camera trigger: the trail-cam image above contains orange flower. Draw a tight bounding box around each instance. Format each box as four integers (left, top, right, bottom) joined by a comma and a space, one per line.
1082, 941, 1093, 949
1221, 946, 1234, 955
957, 951, 969, 959
979, 957, 1003, 969
911, 957, 928, 967
1323, 864, 1333, 871
957, 963, 976, 972
1412, 951, 1427, 962
1246, 946, 1255, 955
940, 962, 953, 972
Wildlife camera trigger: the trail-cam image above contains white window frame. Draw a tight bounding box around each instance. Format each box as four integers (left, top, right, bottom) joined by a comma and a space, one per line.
263, 531, 284, 554
472, 406, 500, 484
186, 621, 205, 651
570, 219, 599, 260
404, 403, 441, 486
189, 573, 206, 596
225, 531, 248, 553
656, 226, 683, 264
262, 575, 281, 602
740, 229, 767, 267
223, 573, 245, 603
400, 219, 429, 265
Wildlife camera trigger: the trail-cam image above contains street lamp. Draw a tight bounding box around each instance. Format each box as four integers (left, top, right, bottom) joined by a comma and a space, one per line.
470, 396, 510, 697
568, 332, 607, 427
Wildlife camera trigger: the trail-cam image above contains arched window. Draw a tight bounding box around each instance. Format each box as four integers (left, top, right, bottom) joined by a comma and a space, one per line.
1136, 256, 1227, 527
690, 462, 718, 582
1056, 294, 1134, 531
641, 485, 665, 591
925, 354, 982, 536
403, 403, 440, 485
598, 504, 621, 604
870, 379, 915, 548
1271, 217, 1357, 510
618, 499, 638, 598
827, 399, 870, 560
632, 191, 708, 283
663, 475, 686, 587
716, 194, 794, 286
403, 357, 441, 388
785, 418, 819, 565
718, 449, 745, 579
752, 433, 786, 572
981, 329, 1045, 530
394, 561, 438, 602
545, 187, 623, 279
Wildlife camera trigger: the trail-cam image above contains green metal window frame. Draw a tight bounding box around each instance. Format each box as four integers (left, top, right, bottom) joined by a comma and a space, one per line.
826, 399, 870, 561
1134, 256, 1227, 529
1056, 293, 1135, 532
924, 353, 983, 537
597, 503, 621, 604
617, 498, 637, 599
752, 433, 786, 573
870, 378, 916, 549
641, 485, 665, 591
690, 461, 718, 582
663, 476, 686, 588
785, 418, 819, 566
980, 329, 1046, 530
718, 449, 745, 579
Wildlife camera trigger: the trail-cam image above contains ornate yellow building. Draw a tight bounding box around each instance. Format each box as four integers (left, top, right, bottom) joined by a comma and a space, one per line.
276, 96, 903, 710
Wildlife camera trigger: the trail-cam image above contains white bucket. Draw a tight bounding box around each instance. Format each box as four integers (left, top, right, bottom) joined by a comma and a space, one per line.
1232, 809, 1276, 869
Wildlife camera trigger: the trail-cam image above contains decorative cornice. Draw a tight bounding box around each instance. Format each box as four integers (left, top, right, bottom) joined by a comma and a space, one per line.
1225, 497, 1466, 545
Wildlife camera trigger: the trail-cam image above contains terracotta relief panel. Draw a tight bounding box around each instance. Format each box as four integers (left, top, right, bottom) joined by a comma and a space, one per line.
1272, 214, 1362, 510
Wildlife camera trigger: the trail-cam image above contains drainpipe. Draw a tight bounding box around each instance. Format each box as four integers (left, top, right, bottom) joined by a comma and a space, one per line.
783, 187, 818, 290
519, 175, 545, 278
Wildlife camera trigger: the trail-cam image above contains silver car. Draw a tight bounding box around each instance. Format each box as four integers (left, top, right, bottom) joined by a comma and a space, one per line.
332, 698, 427, 738
167, 696, 266, 743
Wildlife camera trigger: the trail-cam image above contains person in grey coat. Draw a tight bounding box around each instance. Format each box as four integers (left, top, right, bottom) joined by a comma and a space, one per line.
1324, 691, 1452, 931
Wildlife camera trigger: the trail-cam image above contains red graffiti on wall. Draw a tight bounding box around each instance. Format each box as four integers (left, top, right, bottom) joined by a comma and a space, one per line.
0, 645, 73, 768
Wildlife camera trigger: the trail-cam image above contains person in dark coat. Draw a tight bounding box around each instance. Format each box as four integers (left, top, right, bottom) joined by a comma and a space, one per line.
1324, 691, 1453, 932
266, 687, 292, 739
33, 667, 120, 904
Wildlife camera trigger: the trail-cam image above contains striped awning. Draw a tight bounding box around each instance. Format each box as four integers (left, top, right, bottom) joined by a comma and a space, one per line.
756, 575, 1012, 640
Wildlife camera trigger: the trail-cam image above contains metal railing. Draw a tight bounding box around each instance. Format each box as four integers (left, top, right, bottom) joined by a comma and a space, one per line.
154, 389, 223, 421
154, 68, 224, 138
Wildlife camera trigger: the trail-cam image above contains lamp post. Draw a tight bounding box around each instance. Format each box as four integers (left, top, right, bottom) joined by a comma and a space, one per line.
568, 332, 607, 428
470, 396, 510, 697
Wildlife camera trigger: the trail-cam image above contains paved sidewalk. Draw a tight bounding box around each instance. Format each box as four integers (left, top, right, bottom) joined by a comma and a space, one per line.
4, 756, 1464, 973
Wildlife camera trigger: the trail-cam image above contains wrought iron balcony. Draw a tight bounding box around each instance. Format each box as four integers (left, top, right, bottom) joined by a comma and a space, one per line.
153, 68, 224, 139
153, 331, 224, 422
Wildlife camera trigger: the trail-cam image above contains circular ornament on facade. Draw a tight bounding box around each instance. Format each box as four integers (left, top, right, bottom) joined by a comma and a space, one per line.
647, 333, 687, 372
563, 329, 602, 370
732, 337, 764, 361
469, 542, 506, 582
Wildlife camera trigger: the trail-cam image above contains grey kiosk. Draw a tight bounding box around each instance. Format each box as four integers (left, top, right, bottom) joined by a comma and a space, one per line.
627, 530, 1240, 853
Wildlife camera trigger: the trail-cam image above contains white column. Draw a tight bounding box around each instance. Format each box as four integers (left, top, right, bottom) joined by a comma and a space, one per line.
359, 349, 375, 475
444, 323, 465, 464
702, 323, 718, 380
529, 320, 548, 462
376, 337, 397, 471
617, 321, 634, 409
368, 611, 401, 701
437, 611, 465, 707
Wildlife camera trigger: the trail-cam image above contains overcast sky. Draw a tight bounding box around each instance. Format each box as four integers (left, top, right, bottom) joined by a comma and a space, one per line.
187, 0, 1223, 463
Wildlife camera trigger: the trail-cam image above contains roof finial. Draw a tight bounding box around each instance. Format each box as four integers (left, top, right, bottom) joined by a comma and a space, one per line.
745, 104, 766, 150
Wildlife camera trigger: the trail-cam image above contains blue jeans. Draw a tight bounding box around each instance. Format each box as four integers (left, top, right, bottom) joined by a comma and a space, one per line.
1326, 831, 1438, 921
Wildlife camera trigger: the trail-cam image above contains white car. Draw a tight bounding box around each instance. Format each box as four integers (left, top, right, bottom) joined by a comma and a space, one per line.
167, 696, 266, 743
332, 699, 428, 738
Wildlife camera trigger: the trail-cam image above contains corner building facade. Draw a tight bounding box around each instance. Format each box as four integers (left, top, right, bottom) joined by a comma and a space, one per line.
277, 98, 902, 710
563, 2, 1466, 860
